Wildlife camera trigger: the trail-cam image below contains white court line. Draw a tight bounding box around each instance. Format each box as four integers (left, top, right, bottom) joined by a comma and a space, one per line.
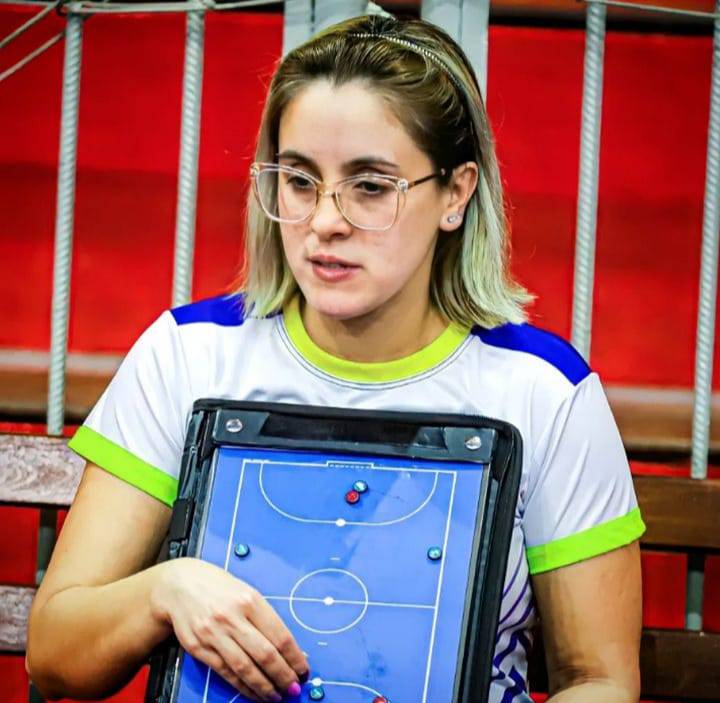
206, 459, 251, 703
265, 595, 436, 610
259, 463, 440, 527
421, 471, 457, 703
257, 456, 455, 475
316, 679, 384, 698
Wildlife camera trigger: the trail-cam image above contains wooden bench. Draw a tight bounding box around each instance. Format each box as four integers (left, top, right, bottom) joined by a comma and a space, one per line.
2, 433, 720, 700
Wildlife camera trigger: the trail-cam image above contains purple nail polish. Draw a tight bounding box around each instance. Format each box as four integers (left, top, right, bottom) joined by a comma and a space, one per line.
287, 681, 302, 697
268, 694, 282, 703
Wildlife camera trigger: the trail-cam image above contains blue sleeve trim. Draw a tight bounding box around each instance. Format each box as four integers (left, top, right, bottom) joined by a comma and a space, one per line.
171, 293, 245, 327
472, 323, 591, 385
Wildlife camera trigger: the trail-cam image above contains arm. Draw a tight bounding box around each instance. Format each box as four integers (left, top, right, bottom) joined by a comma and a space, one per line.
26, 463, 308, 701
26, 462, 173, 699
531, 541, 643, 703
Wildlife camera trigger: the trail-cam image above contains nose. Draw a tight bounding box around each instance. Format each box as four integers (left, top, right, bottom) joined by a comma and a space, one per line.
309, 190, 353, 240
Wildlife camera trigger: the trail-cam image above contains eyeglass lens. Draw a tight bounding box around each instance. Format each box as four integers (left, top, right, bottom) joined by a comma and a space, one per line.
254, 167, 399, 230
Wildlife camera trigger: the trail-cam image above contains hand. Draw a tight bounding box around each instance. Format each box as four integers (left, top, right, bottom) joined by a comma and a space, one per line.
151, 558, 308, 701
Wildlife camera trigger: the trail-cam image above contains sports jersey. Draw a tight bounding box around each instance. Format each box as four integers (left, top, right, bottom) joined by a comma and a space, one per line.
68, 293, 646, 703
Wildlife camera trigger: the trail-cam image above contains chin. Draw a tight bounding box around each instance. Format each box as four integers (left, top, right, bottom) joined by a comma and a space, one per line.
302, 286, 380, 322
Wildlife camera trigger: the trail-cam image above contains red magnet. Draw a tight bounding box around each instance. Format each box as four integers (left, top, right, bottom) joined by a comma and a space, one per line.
372, 697, 388, 703
345, 489, 361, 505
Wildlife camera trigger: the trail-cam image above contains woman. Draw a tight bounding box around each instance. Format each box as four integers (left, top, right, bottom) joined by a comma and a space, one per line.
26, 12, 644, 703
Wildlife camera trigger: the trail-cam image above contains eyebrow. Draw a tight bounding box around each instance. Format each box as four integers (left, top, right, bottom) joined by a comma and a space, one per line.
276, 149, 399, 172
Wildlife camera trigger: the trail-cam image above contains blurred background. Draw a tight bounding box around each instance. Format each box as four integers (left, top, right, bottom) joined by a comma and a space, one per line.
1, 1, 718, 702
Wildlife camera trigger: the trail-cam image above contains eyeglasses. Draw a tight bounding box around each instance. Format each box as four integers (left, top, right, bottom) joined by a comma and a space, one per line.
250, 162, 446, 232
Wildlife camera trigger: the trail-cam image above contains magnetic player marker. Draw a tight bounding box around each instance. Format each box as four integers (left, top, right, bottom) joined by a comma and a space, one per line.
345, 489, 361, 505
233, 543, 250, 558
427, 546, 443, 561
372, 697, 389, 703
352, 479, 368, 494
309, 686, 325, 700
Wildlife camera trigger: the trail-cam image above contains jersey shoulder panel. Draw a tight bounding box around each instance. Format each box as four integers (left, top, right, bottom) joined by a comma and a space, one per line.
472, 322, 591, 386
170, 292, 246, 327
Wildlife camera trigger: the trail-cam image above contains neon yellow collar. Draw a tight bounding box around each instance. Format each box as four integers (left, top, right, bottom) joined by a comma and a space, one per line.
282, 295, 470, 383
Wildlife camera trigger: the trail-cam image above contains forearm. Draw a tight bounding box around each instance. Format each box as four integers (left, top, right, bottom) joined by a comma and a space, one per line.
547, 679, 638, 703
27, 562, 172, 700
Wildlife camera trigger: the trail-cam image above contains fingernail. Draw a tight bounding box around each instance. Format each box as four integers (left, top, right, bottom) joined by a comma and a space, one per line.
286, 681, 302, 697
268, 694, 282, 703
299, 670, 310, 684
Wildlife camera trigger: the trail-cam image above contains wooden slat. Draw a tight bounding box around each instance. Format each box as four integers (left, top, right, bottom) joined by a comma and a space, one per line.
640, 629, 720, 700
0, 585, 35, 653
635, 476, 720, 551
529, 628, 720, 700
0, 435, 83, 507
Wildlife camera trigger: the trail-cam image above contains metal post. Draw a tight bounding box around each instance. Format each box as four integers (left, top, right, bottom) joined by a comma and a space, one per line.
571, 1, 606, 361
47, 7, 83, 437
686, 0, 720, 632
171, 10, 205, 308
314, 0, 366, 34
460, 0, 490, 101
34, 7, 85, 702
283, 0, 313, 56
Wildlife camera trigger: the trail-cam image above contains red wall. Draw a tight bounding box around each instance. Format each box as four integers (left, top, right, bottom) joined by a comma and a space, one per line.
1, 6, 717, 702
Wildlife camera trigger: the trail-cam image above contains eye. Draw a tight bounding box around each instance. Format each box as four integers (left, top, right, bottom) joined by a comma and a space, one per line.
286, 175, 314, 190
352, 179, 392, 196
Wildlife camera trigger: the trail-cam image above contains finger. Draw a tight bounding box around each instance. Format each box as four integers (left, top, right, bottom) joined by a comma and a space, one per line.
231, 623, 301, 695
214, 631, 284, 702
205, 648, 266, 702
247, 597, 309, 676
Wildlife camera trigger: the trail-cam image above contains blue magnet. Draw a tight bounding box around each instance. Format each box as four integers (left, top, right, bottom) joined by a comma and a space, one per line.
234, 543, 250, 558
352, 480, 368, 494
309, 686, 325, 700
427, 546, 443, 561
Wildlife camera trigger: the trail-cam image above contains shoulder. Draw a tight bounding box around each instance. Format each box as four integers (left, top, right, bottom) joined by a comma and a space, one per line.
471, 321, 591, 389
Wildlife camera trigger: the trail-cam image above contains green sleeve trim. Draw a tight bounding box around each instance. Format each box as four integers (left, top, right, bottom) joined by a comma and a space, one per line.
68, 425, 178, 507
526, 507, 646, 575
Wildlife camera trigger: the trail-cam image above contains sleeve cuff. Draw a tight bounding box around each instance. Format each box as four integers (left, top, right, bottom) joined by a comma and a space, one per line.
68, 425, 179, 507
525, 507, 646, 575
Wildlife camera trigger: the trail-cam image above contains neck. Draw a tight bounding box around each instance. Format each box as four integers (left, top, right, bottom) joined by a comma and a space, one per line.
300, 294, 448, 363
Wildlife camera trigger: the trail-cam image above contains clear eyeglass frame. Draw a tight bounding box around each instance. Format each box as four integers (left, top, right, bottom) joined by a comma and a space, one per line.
249, 161, 447, 232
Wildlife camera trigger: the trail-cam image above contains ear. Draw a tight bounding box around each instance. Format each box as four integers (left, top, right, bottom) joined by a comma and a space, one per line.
439, 161, 479, 233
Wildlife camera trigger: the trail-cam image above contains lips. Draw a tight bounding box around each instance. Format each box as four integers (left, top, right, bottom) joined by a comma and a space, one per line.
309, 255, 360, 283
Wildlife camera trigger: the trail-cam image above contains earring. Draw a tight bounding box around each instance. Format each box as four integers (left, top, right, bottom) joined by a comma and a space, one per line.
447, 213, 461, 224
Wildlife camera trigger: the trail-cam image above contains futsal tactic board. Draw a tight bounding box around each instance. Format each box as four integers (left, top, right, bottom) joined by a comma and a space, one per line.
146, 401, 522, 703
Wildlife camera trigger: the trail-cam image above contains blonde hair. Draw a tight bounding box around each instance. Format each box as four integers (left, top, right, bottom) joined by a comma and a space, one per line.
239, 13, 533, 328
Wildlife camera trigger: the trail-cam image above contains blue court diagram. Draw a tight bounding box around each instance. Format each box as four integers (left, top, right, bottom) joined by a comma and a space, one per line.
173, 446, 489, 703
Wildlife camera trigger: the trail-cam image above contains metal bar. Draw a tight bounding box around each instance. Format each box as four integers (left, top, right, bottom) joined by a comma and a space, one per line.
571, 0, 606, 361
0, 0, 59, 50
460, 0, 491, 102
47, 6, 83, 437
171, 9, 205, 308
691, 0, 720, 482
421, 0, 462, 43
583, 0, 719, 20
686, 553, 706, 631
685, 0, 720, 633
283, 0, 313, 56
0, 31, 64, 84
314, 0, 366, 34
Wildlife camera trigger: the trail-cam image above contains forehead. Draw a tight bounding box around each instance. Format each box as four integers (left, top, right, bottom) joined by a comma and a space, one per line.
277, 80, 426, 169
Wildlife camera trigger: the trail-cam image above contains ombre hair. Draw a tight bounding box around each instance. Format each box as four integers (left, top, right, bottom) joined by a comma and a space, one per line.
239, 12, 533, 328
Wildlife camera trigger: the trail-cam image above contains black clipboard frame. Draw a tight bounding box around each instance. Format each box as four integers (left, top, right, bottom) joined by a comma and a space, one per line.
146, 400, 523, 703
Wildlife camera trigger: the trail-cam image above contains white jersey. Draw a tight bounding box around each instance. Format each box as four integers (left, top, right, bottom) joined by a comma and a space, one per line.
68, 293, 645, 703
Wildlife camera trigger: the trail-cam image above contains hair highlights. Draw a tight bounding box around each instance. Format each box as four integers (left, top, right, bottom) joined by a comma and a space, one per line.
239, 13, 533, 329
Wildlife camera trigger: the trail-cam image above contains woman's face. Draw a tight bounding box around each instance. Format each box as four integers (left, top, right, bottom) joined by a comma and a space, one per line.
276, 79, 455, 323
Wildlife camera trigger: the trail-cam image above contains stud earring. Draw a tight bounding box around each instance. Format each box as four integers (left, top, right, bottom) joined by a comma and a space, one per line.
447, 213, 461, 224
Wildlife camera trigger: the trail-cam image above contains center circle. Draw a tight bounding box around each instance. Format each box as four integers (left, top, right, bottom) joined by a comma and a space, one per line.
289, 569, 369, 634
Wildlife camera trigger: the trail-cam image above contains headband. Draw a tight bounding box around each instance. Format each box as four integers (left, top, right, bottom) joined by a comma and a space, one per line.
346, 32, 466, 94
